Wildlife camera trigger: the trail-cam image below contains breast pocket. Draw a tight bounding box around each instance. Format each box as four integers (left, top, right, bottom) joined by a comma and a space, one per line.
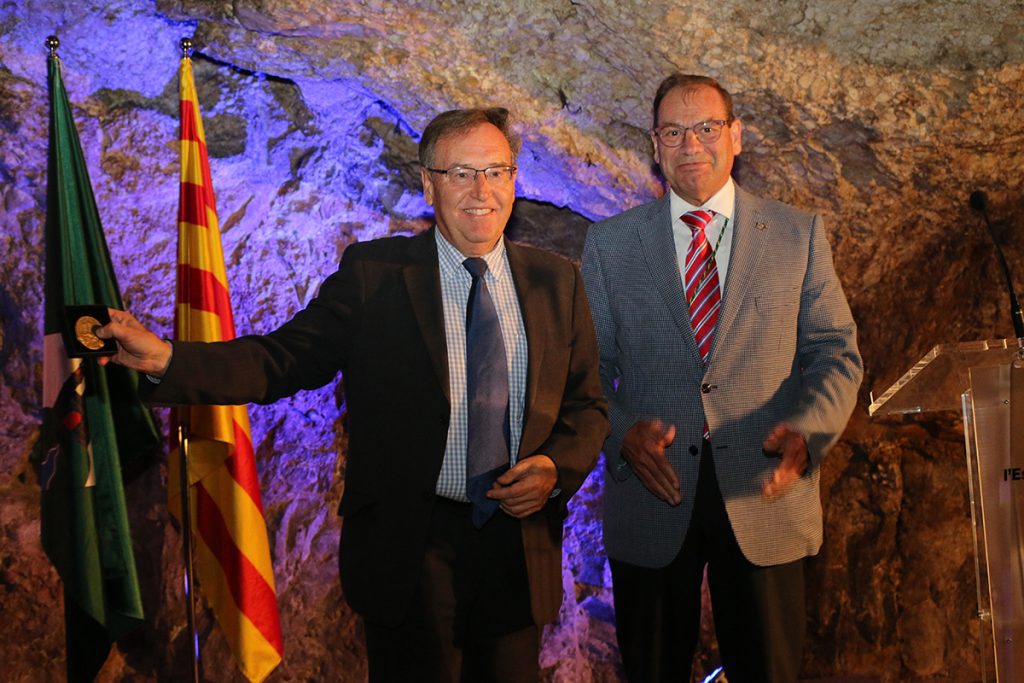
753, 289, 801, 352
754, 288, 800, 319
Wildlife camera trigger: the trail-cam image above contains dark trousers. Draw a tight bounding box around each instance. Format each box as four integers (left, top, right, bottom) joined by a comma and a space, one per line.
364, 498, 540, 683
610, 441, 806, 683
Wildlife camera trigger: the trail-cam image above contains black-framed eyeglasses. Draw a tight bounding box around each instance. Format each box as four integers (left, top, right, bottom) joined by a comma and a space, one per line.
425, 165, 517, 186
651, 119, 732, 147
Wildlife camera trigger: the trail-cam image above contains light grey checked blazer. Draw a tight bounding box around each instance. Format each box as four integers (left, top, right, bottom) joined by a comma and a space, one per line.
581, 184, 862, 568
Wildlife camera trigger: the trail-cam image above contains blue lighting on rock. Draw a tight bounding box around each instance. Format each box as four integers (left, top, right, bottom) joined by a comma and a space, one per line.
702, 665, 725, 682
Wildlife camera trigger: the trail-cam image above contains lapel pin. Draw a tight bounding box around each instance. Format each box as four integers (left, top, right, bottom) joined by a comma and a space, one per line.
755, 221, 768, 231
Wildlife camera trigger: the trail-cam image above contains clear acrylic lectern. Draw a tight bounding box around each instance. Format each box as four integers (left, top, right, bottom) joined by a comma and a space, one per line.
870, 339, 1024, 682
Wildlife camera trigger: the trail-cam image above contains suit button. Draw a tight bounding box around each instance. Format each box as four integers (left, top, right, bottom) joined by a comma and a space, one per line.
700, 383, 712, 393
439, 413, 449, 426
689, 445, 699, 456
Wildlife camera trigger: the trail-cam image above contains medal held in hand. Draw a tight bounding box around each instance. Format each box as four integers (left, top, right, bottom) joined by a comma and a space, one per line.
63, 305, 117, 357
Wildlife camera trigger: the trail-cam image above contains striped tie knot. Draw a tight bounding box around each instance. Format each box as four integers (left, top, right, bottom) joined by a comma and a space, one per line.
681, 209, 715, 234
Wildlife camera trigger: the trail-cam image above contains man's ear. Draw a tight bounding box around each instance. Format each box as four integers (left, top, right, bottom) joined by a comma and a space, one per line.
421, 167, 435, 206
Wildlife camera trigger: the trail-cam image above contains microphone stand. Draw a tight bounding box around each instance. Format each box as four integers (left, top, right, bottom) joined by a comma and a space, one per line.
970, 190, 1024, 346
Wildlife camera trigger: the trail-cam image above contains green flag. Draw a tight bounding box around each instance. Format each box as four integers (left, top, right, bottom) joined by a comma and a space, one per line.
35, 51, 161, 682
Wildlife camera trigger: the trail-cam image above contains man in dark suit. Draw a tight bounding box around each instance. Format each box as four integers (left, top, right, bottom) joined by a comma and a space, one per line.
99, 108, 609, 683
582, 75, 862, 682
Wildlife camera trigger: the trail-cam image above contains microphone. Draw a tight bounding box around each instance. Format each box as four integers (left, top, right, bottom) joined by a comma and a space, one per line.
970, 190, 1024, 339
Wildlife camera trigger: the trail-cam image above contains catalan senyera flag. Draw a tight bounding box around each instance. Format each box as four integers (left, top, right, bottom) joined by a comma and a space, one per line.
172, 55, 283, 682
38, 50, 161, 680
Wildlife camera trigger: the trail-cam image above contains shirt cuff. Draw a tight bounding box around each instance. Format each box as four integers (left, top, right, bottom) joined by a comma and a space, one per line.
144, 339, 173, 384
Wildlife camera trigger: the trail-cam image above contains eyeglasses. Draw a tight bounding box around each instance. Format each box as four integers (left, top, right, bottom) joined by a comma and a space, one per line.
426, 165, 517, 186
651, 120, 731, 147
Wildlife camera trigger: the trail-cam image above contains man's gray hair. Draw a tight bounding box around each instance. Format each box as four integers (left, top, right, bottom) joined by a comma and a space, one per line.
419, 107, 521, 168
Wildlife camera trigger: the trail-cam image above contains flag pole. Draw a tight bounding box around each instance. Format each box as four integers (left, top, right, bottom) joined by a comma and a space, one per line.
177, 36, 200, 683
177, 422, 199, 683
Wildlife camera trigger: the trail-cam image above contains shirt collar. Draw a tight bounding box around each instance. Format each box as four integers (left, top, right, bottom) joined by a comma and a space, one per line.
669, 176, 735, 222
435, 227, 508, 280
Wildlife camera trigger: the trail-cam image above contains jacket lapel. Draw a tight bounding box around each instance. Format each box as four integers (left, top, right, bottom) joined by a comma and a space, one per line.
505, 239, 542, 447
402, 228, 451, 404
709, 185, 770, 363
639, 195, 699, 354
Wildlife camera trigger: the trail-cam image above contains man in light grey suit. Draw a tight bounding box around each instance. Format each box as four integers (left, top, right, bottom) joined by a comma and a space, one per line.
581, 74, 863, 682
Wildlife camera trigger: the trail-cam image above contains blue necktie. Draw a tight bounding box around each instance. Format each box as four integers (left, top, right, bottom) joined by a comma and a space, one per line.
462, 257, 510, 528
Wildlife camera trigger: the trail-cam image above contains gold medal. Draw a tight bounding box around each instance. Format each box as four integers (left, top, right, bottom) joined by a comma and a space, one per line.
74, 315, 104, 351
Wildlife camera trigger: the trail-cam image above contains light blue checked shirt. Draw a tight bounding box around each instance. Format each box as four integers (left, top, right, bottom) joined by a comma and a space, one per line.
434, 229, 528, 501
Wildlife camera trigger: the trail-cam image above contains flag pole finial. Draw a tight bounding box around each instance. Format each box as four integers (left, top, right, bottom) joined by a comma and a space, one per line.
180, 38, 193, 58
45, 35, 59, 56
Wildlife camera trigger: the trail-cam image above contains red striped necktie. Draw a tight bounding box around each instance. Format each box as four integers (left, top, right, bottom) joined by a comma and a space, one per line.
683, 209, 720, 442
682, 209, 721, 361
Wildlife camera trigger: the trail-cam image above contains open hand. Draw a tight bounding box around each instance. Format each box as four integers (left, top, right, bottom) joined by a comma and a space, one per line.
761, 422, 808, 499
622, 419, 680, 505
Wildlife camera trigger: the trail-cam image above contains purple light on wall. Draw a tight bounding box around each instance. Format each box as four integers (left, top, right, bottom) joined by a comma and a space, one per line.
0, 2, 620, 679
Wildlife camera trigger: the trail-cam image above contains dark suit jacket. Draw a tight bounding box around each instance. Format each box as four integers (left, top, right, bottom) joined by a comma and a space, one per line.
144, 228, 609, 626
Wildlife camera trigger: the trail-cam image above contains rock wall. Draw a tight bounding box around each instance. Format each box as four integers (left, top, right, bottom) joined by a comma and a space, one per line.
2, 0, 1023, 681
